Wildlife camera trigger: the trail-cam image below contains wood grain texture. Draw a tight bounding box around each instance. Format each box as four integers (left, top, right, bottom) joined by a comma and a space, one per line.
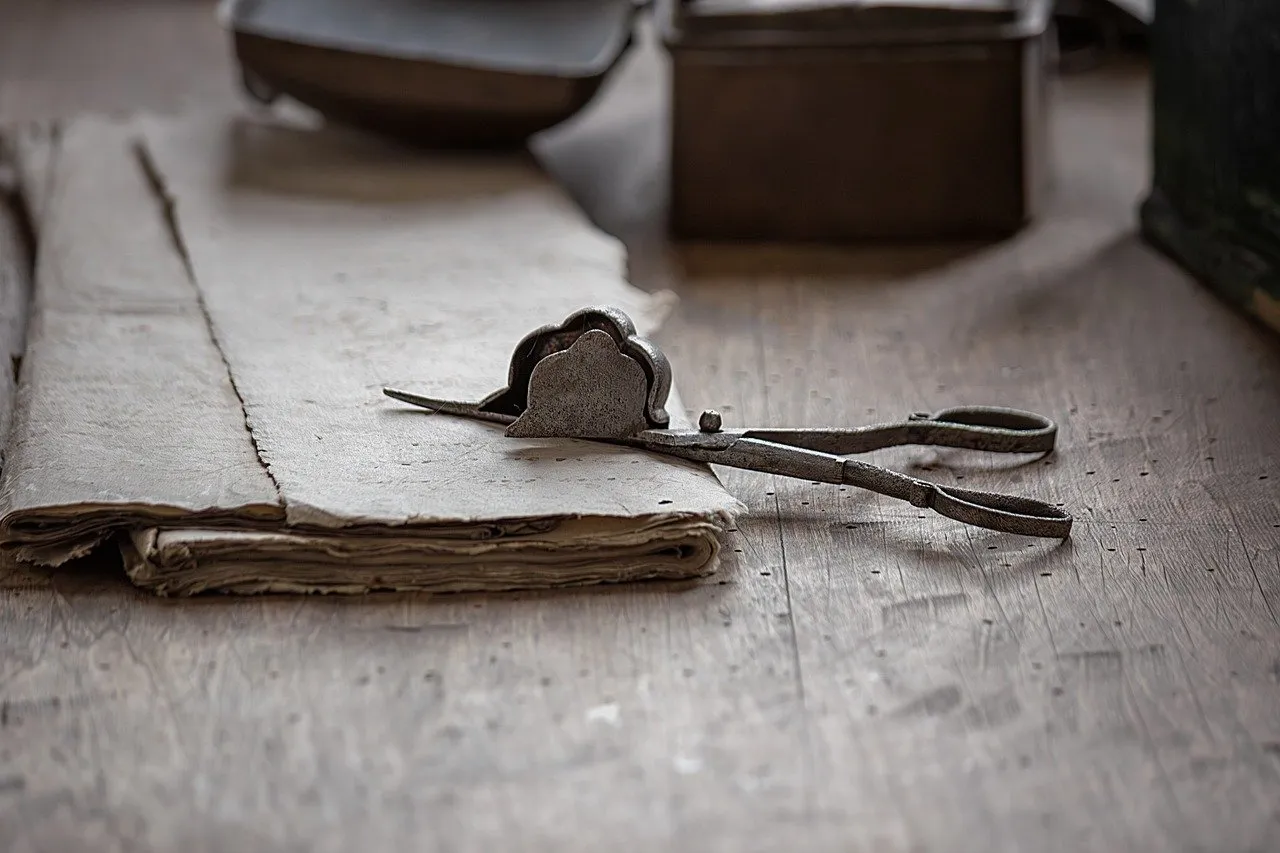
1140, 0, 1280, 334
1, 4, 1279, 852
0, 0, 235, 122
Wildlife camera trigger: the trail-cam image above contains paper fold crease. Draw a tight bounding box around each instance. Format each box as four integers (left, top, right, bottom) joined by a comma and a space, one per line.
0, 113, 742, 594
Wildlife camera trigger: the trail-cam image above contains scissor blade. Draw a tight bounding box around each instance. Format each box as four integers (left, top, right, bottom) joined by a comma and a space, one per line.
382, 388, 517, 425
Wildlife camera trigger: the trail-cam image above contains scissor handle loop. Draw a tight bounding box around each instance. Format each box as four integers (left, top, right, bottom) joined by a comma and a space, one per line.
920, 483, 1072, 539
904, 406, 1057, 454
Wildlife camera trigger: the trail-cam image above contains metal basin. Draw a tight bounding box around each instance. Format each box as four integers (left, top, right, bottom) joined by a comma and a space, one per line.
226, 0, 639, 148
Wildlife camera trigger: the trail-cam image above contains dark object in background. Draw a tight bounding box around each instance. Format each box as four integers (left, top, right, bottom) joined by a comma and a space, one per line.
225, 0, 638, 148
1053, 0, 1148, 69
661, 0, 1054, 243
1140, 0, 1280, 334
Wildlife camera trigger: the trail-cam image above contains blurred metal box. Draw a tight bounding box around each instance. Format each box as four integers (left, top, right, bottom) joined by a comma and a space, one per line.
660, 0, 1053, 242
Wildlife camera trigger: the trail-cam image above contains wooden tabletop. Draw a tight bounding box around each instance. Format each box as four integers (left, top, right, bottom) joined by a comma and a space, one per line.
2, 3, 1278, 852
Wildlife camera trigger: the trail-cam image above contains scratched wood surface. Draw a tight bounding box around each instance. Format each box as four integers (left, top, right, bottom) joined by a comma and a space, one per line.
1, 3, 1279, 852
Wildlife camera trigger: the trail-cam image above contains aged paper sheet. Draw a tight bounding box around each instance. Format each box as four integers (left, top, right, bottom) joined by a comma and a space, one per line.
0, 114, 741, 593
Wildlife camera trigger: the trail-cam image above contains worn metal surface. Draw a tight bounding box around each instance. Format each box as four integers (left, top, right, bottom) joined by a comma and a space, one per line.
225, 0, 639, 147
384, 308, 1073, 538
481, 305, 671, 428
507, 329, 654, 439
661, 0, 1052, 241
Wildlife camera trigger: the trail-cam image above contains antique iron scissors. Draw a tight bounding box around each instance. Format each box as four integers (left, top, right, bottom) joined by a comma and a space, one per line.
383, 307, 1072, 539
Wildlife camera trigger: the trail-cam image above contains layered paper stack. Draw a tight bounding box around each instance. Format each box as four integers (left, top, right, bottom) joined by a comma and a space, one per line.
0, 115, 740, 594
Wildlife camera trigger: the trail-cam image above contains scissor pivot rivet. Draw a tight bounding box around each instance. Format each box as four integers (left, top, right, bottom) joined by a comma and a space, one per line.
699, 410, 723, 433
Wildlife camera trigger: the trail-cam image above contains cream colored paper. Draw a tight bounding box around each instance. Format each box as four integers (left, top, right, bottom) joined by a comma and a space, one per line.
0, 114, 742, 593
0, 117, 283, 566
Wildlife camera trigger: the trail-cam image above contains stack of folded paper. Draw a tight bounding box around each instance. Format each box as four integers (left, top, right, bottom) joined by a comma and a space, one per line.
0, 114, 740, 594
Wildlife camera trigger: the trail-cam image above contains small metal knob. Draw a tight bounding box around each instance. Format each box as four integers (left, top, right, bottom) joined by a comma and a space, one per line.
699, 410, 723, 433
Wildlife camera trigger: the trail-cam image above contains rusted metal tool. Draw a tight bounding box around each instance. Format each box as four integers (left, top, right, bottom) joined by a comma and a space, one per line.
383, 307, 1072, 539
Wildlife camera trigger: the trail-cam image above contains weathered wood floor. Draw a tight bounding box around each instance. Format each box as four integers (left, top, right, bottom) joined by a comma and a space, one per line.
1, 3, 1278, 851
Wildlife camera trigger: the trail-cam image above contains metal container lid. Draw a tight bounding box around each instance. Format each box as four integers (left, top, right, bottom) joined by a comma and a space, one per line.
662, 0, 1051, 47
